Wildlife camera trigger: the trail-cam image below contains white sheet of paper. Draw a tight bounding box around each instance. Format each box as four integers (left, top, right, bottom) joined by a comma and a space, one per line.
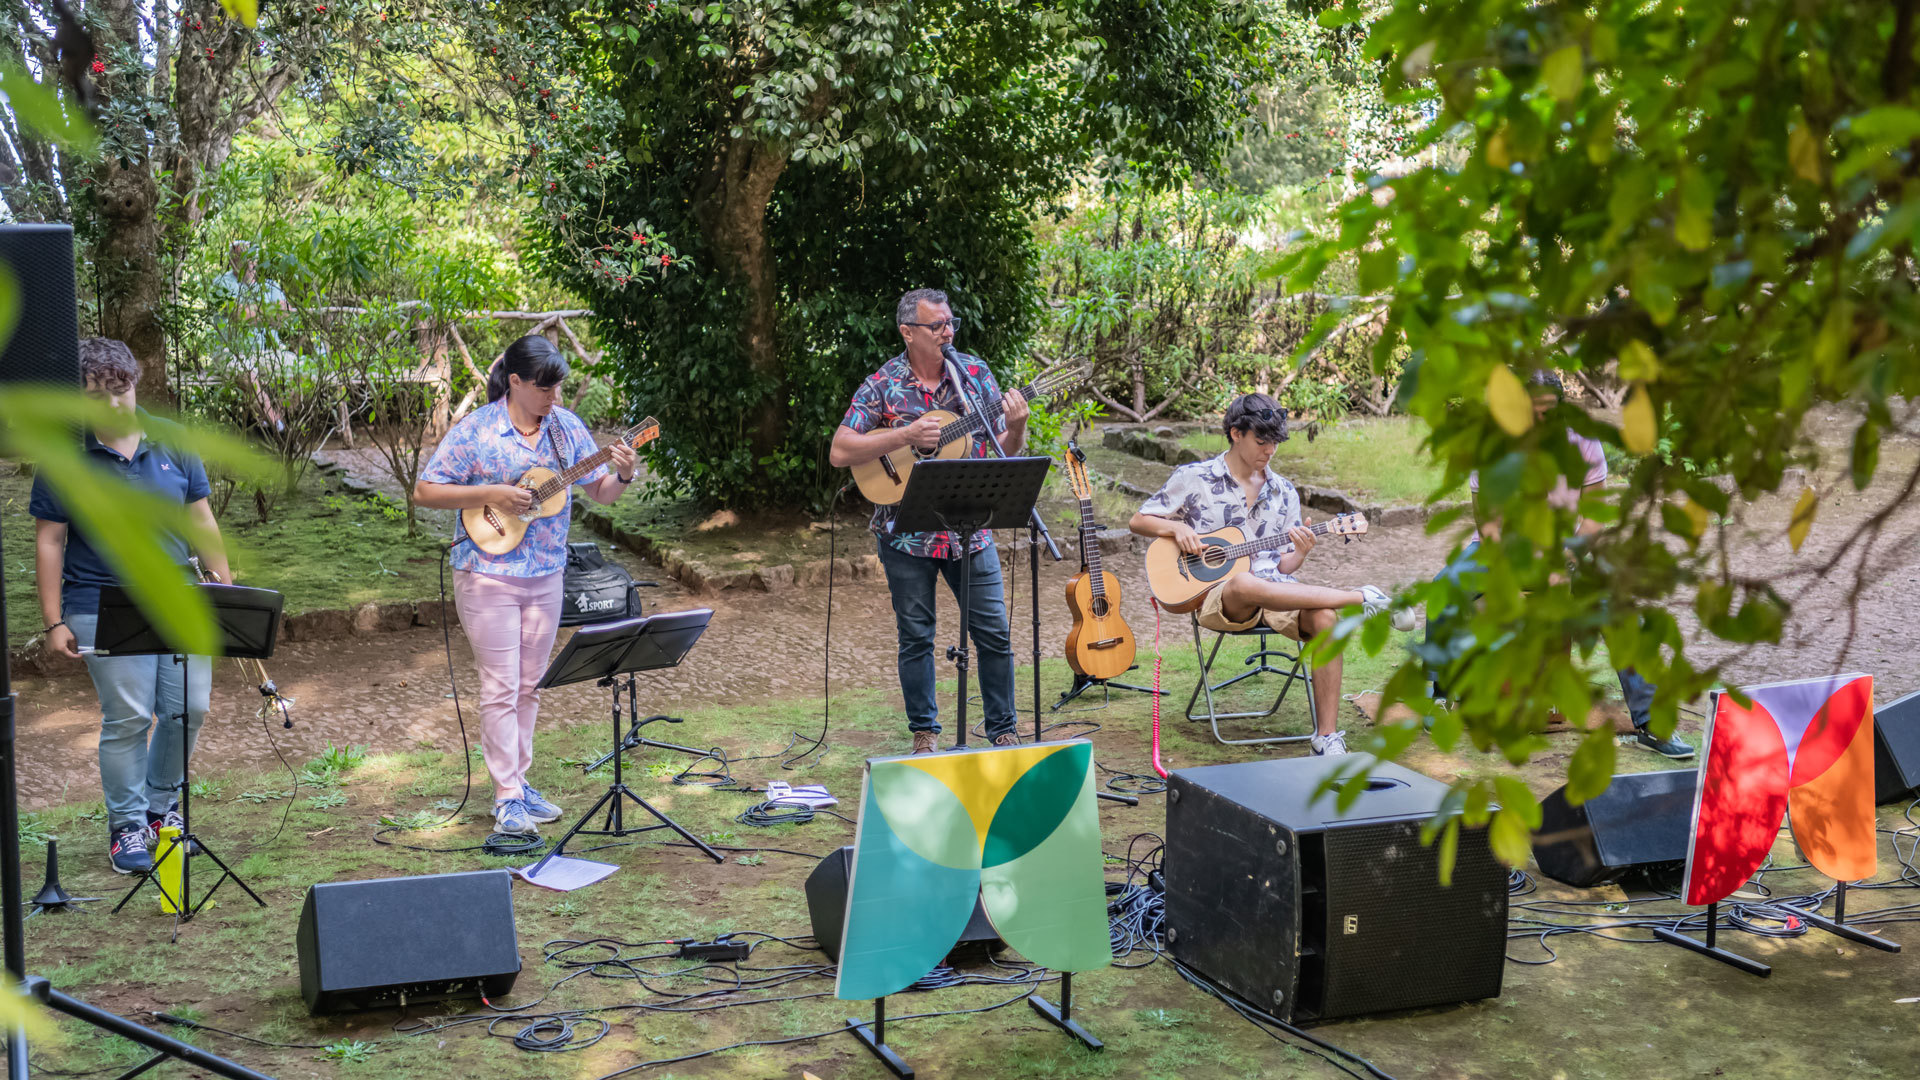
512, 855, 618, 892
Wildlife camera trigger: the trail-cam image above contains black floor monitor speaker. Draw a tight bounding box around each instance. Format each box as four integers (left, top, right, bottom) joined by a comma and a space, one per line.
1532, 769, 1698, 889
297, 870, 520, 1014
0, 223, 80, 386
1874, 689, 1920, 805
1163, 755, 1507, 1024
806, 845, 999, 962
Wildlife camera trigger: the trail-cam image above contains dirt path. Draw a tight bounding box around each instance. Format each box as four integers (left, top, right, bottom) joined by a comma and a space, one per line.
18, 453, 1920, 810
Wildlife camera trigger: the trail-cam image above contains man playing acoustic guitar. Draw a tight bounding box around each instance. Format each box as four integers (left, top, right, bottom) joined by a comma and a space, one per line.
828, 288, 1028, 754
1129, 394, 1413, 756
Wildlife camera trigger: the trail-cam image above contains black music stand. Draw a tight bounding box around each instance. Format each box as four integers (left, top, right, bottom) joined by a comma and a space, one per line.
526, 610, 725, 878
892, 456, 1051, 750
101, 583, 278, 932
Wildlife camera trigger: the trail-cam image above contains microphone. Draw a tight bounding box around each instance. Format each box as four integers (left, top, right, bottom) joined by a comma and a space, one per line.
940, 343, 963, 366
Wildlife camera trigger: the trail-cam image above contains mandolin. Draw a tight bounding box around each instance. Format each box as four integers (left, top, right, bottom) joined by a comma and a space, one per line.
1144, 513, 1370, 613
849, 358, 1091, 505
1061, 443, 1136, 681
460, 417, 660, 555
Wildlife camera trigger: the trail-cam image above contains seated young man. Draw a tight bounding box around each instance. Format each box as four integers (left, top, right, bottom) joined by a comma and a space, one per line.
1129, 393, 1413, 756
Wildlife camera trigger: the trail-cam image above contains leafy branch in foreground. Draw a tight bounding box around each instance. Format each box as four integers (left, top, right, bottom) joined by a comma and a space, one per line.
1291, 0, 1920, 872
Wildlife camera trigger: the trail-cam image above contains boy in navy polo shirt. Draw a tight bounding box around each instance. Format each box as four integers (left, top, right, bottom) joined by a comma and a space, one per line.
30, 339, 233, 874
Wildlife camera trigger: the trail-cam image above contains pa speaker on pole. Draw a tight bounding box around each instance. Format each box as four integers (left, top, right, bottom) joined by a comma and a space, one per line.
0, 224, 80, 387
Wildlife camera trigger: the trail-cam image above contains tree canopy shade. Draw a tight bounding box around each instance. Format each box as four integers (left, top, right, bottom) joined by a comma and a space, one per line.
1291, 0, 1920, 869
504, 0, 1283, 507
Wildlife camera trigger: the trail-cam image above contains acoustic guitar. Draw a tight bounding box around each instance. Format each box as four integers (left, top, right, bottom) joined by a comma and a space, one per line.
849, 358, 1091, 505
1144, 513, 1370, 613
1061, 443, 1136, 680
460, 417, 661, 555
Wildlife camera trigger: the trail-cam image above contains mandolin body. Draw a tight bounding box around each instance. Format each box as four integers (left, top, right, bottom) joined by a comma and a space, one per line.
459, 466, 568, 556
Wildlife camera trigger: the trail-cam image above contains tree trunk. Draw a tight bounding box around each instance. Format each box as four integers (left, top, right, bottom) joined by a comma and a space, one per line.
92, 159, 171, 402
695, 135, 790, 463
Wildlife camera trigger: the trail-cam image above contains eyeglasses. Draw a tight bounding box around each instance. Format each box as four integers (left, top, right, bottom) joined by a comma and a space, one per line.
903, 318, 962, 332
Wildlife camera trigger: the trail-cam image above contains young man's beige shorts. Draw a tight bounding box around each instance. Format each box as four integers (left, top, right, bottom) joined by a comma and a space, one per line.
1195, 585, 1302, 638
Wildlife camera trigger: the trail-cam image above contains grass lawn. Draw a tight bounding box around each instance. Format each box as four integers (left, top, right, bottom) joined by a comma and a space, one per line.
22, 619, 1911, 1080
4, 464, 452, 646
1181, 416, 1462, 506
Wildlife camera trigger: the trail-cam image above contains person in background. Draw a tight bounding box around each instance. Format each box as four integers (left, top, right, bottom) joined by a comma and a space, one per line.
31, 339, 232, 874
1468, 371, 1693, 758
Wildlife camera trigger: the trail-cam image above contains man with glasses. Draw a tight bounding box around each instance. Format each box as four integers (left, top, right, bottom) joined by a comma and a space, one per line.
829, 288, 1029, 753
31, 338, 233, 873
1129, 393, 1413, 756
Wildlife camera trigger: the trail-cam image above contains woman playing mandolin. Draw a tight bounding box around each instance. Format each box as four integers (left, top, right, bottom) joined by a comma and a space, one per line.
414, 335, 639, 835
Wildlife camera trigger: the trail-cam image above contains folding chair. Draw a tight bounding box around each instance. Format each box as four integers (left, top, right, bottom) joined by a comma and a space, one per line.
1185, 614, 1317, 746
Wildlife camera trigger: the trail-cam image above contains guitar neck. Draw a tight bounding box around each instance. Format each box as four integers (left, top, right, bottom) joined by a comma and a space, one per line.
1077, 496, 1107, 597
1212, 519, 1342, 561
530, 428, 646, 500
936, 380, 1044, 449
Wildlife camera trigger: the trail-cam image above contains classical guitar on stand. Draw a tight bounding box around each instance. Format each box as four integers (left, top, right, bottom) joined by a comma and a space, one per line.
1144, 513, 1370, 613
461, 417, 661, 555
1061, 443, 1136, 681
850, 358, 1091, 505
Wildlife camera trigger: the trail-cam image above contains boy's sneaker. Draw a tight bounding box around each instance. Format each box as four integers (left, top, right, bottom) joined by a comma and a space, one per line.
147, 803, 199, 855
493, 798, 540, 835
1309, 730, 1350, 757
1359, 585, 1417, 632
521, 786, 564, 824
1632, 728, 1696, 760
109, 823, 153, 875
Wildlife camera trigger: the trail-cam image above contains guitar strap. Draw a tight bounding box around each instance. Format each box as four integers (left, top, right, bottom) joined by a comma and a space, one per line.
545, 419, 568, 475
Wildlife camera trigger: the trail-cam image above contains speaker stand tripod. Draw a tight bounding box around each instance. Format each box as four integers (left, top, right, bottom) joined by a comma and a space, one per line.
524, 611, 725, 880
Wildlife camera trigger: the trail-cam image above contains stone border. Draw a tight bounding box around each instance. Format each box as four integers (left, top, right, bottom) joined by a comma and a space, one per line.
9, 598, 460, 681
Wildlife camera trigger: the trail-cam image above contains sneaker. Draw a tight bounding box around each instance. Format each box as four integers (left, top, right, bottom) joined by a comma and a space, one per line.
1359, 585, 1417, 633
1309, 730, 1350, 757
108, 823, 153, 875
521, 786, 564, 824
1631, 728, 1696, 759
911, 731, 939, 755
493, 798, 540, 835
147, 803, 199, 855
992, 733, 1021, 748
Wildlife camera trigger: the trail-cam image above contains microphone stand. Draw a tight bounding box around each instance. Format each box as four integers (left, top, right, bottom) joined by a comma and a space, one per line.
940, 347, 1064, 742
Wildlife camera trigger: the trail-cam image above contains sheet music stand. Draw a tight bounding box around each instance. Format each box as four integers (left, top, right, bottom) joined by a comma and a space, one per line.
100, 583, 280, 932
526, 610, 725, 878
892, 456, 1050, 749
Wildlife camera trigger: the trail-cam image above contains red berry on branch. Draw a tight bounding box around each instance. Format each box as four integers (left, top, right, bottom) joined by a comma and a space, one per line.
660, 254, 671, 266
90, 56, 104, 76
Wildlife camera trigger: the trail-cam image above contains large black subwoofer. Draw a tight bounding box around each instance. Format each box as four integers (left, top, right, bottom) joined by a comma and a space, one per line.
1163, 756, 1507, 1023
1532, 769, 1697, 888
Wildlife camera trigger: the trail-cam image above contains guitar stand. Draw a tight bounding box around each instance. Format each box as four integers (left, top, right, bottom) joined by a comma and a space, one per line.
1652, 902, 1771, 977
1051, 668, 1167, 712
1799, 880, 1901, 952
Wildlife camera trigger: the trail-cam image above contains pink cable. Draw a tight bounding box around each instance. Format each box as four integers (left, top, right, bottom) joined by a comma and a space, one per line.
1150, 597, 1169, 778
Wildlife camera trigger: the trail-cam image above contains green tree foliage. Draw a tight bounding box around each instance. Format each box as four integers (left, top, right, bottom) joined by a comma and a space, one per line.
496, 0, 1282, 508
1293, 0, 1920, 866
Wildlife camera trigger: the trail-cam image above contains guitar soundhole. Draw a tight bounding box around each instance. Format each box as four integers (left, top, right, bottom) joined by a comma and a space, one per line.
482, 508, 505, 536
1090, 597, 1109, 619
1199, 546, 1229, 569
